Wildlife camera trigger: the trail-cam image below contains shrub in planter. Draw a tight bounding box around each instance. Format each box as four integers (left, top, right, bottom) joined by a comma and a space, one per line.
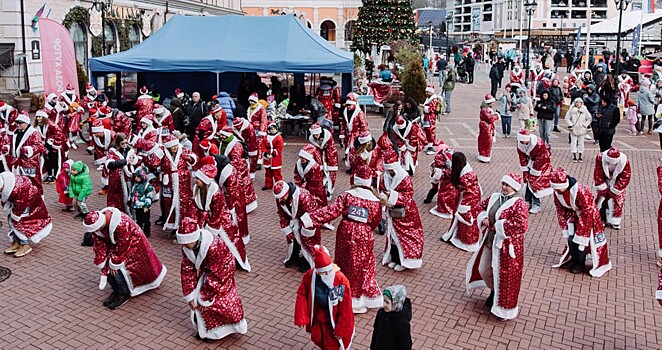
401, 60, 427, 104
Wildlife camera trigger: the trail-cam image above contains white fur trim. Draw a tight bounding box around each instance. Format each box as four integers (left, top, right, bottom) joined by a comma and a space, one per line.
345, 100, 356, 105
476, 155, 491, 162
551, 181, 568, 190
246, 200, 257, 213
281, 226, 293, 235
656, 290, 662, 300
16, 114, 30, 124
353, 175, 372, 187
300, 212, 313, 229
194, 316, 247, 340
92, 126, 105, 133
163, 139, 179, 148
609, 186, 623, 196
501, 175, 522, 192
594, 183, 608, 191
387, 190, 399, 207
298, 149, 315, 162
195, 170, 214, 185
429, 207, 452, 219
274, 185, 288, 199
176, 229, 201, 244
140, 117, 153, 126
83, 213, 107, 232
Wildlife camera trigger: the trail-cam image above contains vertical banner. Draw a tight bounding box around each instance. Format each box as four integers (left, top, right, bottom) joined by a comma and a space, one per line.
631, 23, 641, 54
38, 18, 79, 96
574, 24, 582, 56
471, 8, 481, 32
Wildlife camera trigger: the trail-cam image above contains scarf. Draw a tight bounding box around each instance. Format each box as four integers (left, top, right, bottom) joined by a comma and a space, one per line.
384, 285, 407, 312
220, 135, 235, 154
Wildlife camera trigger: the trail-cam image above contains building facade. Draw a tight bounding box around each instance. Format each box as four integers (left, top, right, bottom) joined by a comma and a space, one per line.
242, 0, 361, 49
0, 0, 242, 94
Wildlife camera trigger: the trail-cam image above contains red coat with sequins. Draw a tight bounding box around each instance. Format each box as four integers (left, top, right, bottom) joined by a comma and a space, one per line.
92, 207, 166, 296
308, 130, 338, 194
248, 106, 268, 137
261, 134, 284, 169
294, 159, 327, 206
442, 165, 482, 252
277, 186, 321, 267
0, 173, 52, 243
467, 194, 529, 320
657, 164, 662, 259
218, 163, 248, 243
517, 134, 553, 198
8, 126, 46, 194
93, 129, 116, 161
477, 107, 499, 159
593, 151, 631, 224
136, 126, 158, 145
111, 110, 132, 136
181, 230, 246, 339
160, 146, 197, 231
232, 119, 258, 165
429, 150, 458, 218
134, 95, 154, 120
154, 112, 175, 144
315, 88, 335, 121
340, 107, 368, 151
222, 138, 257, 211
104, 148, 131, 213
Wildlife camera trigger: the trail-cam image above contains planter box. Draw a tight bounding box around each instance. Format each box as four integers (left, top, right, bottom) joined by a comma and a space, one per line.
14, 97, 31, 112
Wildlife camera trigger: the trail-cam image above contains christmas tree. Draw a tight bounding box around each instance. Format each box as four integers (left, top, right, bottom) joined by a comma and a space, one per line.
350, 0, 418, 54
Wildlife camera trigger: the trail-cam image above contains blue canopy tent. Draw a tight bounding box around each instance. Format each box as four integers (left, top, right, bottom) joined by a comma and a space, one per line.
90, 15, 354, 105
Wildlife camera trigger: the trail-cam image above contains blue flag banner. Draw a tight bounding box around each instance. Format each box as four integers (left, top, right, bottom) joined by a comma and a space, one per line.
574, 24, 582, 56
632, 23, 641, 54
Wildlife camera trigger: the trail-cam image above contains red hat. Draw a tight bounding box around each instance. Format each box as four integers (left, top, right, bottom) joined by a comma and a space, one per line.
309, 122, 322, 135
195, 164, 217, 185
433, 147, 453, 168
65, 83, 75, 92
605, 147, 622, 164
83, 211, 106, 232
357, 131, 372, 144
85, 82, 95, 92
153, 104, 165, 115
210, 104, 223, 116
517, 129, 531, 143
15, 111, 30, 124
353, 165, 372, 187
395, 116, 407, 130
139, 86, 148, 95
273, 180, 289, 199
248, 93, 259, 103
175, 88, 184, 98
313, 245, 333, 273
176, 217, 201, 244
383, 148, 400, 170
198, 155, 216, 168
99, 105, 113, 116
550, 167, 569, 190
140, 114, 154, 127
345, 92, 358, 105
162, 134, 179, 148
200, 139, 210, 150
298, 144, 317, 162
501, 172, 523, 192
218, 125, 233, 138
484, 94, 496, 104
626, 99, 636, 107
0, 101, 5, 110
232, 117, 245, 128
89, 107, 99, 116
91, 119, 105, 133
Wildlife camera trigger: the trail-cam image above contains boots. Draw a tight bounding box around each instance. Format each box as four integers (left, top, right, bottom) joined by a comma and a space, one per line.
14, 244, 32, 258
3, 241, 20, 254
142, 222, 151, 238
103, 291, 119, 307
578, 154, 583, 163
485, 290, 495, 307
423, 187, 437, 204
572, 153, 577, 163
108, 294, 130, 310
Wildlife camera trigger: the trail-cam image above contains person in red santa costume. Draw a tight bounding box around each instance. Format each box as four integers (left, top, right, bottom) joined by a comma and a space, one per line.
83, 207, 167, 309
153, 104, 175, 144
1, 172, 52, 258
308, 122, 338, 200
60, 83, 83, 149
392, 116, 420, 176
315, 79, 336, 123
466, 172, 529, 320
657, 161, 662, 267
516, 129, 553, 214
617, 72, 634, 106
5, 111, 47, 195
441, 151, 482, 252
477, 94, 500, 163
199, 139, 219, 157
427, 145, 458, 220
550, 167, 612, 277
91, 119, 116, 195
211, 155, 249, 245
177, 217, 248, 342
593, 147, 631, 230
295, 244, 355, 350
217, 126, 257, 214
81, 82, 98, 109
295, 144, 328, 207
422, 85, 440, 153
133, 86, 154, 122
341, 92, 369, 170
35, 109, 68, 184
273, 180, 321, 272
349, 131, 383, 187
103, 134, 134, 214
379, 149, 424, 272
193, 164, 251, 272
156, 134, 197, 232
99, 105, 132, 137
192, 104, 224, 160
42, 93, 59, 122
260, 122, 284, 191
509, 64, 525, 85
135, 114, 158, 145
231, 117, 258, 179
247, 93, 268, 167
302, 166, 384, 313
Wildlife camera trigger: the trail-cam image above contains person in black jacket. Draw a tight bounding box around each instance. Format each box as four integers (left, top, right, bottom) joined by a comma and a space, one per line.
548, 79, 564, 132
534, 90, 556, 148
464, 54, 475, 84
186, 92, 208, 138
489, 65, 500, 97
595, 95, 620, 151
583, 84, 600, 142
370, 285, 412, 350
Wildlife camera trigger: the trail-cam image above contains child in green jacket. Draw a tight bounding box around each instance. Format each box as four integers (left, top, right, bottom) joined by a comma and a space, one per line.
70, 160, 93, 219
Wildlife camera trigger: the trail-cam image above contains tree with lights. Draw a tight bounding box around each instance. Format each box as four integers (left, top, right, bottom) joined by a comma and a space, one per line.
350, 0, 418, 53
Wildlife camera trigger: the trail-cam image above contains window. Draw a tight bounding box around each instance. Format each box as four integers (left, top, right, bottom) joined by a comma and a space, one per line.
128, 25, 140, 49
344, 20, 356, 41
320, 20, 336, 41
104, 22, 116, 54
70, 22, 88, 69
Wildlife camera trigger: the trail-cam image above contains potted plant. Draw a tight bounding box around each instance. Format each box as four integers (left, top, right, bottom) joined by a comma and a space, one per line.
14, 93, 32, 112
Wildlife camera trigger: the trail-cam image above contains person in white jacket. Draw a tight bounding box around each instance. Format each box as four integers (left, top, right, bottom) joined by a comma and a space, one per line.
565, 98, 592, 163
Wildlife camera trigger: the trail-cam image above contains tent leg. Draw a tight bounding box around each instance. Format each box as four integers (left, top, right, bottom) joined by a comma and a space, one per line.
341, 73, 352, 97
115, 72, 122, 108
216, 72, 219, 95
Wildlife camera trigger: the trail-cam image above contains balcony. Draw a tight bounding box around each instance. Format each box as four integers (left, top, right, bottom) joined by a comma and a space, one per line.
571, 10, 587, 19
591, 0, 608, 7
551, 10, 569, 18
551, 0, 569, 7
572, 0, 587, 7
483, 5, 492, 12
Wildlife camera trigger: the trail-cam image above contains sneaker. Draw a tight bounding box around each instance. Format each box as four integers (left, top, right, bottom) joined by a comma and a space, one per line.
394, 265, 406, 272
553, 127, 560, 132
14, 244, 32, 258
155, 217, 166, 226
578, 155, 583, 163
529, 205, 541, 214
108, 294, 130, 310
98, 188, 108, 195
612, 224, 620, 230
485, 291, 495, 307
261, 186, 270, 191
387, 262, 397, 269
103, 292, 119, 307
352, 306, 368, 314
86, 146, 94, 155
572, 155, 577, 163
3, 241, 20, 254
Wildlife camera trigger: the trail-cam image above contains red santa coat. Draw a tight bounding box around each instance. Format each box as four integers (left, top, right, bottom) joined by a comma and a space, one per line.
302, 187, 384, 310
657, 164, 662, 259
295, 159, 328, 206
658, 268, 662, 301
61, 92, 83, 134
315, 87, 335, 122
218, 163, 249, 244
192, 115, 218, 158
466, 194, 529, 320
618, 75, 634, 105
110, 110, 132, 136
181, 229, 247, 339
136, 125, 158, 145
277, 186, 321, 267
517, 134, 553, 198
394, 122, 420, 174
441, 164, 482, 252
423, 94, 439, 146
1, 173, 52, 243
134, 94, 154, 120
593, 151, 631, 227
380, 167, 424, 269
195, 181, 251, 272
552, 181, 612, 277
429, 151, 458, 219
161, 146, 197, 231
222, 137, 257, 213
231, 118, 259, 176
92, 207, 166, 295
104, 148, 132, 213
341, 107, 369, 162
477, 107, 499, 162
37, 119, 68, 176
309, 130, 338, 198
261, 134, 284, 170
248, 105, 268, 137
8, 126, 46, 195
509, 68, 525, 85
294, 268, 355, 350
154, 111, 175, 144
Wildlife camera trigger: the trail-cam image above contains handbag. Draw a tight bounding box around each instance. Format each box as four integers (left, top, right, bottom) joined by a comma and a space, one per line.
389, 206, 406, 218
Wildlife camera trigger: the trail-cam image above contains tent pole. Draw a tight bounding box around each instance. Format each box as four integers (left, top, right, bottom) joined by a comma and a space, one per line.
216, 72, 219, 95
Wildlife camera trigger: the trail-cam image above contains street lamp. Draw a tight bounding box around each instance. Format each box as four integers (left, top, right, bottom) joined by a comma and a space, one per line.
524, 0, 537, 86
559, 10, 567, 49
91, 0, 113, 56
428, 21, 434, 58
446, 14, 452, 57
614, 0, 632, 76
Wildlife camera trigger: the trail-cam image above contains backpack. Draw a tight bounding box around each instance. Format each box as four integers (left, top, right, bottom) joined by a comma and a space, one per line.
435, 96, 444, 115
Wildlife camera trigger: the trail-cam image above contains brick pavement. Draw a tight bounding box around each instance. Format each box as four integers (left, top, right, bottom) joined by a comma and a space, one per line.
2, 69, 662, 349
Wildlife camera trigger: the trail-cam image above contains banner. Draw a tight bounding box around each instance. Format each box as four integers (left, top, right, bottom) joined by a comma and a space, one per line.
632, 23, 641, 54
38, 18, 79, 96
573, 24, 582, 56
471, 8, 481, 32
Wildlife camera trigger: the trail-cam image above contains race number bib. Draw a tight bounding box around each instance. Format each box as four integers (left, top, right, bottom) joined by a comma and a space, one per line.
22, 167, 36, 176
423, 121, 431, 127
348, 205, 369, 223
161, 129, 170, 135
594, 231, 606, 245
162, 186, 173, 198
328, 285, 345, 306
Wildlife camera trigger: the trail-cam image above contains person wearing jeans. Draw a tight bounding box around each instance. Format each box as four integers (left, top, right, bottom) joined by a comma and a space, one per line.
638, 79, 656, 134
498, 85, 514, 138
534, 90, 556, 148
442, 66, 456, 114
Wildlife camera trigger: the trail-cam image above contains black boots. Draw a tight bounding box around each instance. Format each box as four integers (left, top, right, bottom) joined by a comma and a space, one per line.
423, 187, 437, 204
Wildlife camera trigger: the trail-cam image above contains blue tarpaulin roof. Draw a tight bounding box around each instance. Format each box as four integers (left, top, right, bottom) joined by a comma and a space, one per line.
90, 15, 354, 73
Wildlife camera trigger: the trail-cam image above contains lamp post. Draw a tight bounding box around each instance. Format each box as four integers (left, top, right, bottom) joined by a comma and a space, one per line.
614, 0, 632, 77
91, 0, 114, 55
428, 21, 434, 58
524, 0, 537, 86
559, 10, 566, 49
446, 14, 452, 57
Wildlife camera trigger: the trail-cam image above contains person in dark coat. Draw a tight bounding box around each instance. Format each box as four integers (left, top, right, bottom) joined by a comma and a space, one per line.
402, 98, 421, 122
583, 84, 600, 142
495, 57, 506, 88
534, 90, 556, 147
565, 49, 574, 73
464, 54, 475, 84
593, 65, 606, 88
489, 65, 500, 97
548, 79, 564, 132
370, 285, 412, 350
186, 92, 208, 138
168, 97, 186, 132
595, 95, 620, 152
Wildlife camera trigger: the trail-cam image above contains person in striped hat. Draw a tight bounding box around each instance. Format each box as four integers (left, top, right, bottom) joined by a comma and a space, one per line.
477, 94, 500, 163
593, 147, 631, 230
466, 172, 529, 320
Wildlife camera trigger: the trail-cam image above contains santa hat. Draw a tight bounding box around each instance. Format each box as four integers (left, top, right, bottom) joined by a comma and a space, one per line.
425, 85, 435, 94
267, 122, 279, 132
0, 101, 6, 111
517, 129, 531, 143
153, 104, 165, 115
605, 147, 621, 164
395, 116, 407, 130
345, 92, 358, 106
383, 149, 400, 170
175, 88, 184, 98
248, 93, 259, 103
353, 165, 372, 187
140, 114, 154, 127
483, 94, 496, 104
210, 104, 224, 116
357, 131, 372, 145
85, 82, 95, 92
199, 156, 216, 168
298, 144, 316, 162
65, 84, 75, 93
196, 164, 217, 185
200, 139, 211, 150
15, 111, 30, 124
91, 119, 105, 133
162, 134, 179, 148
433, 147, 453, 168
176, 217, 201, 244
309, 122, 322, 135
139, 86, 149, 95
218, 125, 233, 138
313, 245, 333, 273
35, 110, 48, 119
510, 82, 521, 89
99, 105, 113, 116
83, 211, 106, 232
232, 117, 245, 128
63, 159, 74, 169
46, 93, 58, 102
501, 172, 523, 192
550, 167, 569, 190
272, 180, 289, 199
